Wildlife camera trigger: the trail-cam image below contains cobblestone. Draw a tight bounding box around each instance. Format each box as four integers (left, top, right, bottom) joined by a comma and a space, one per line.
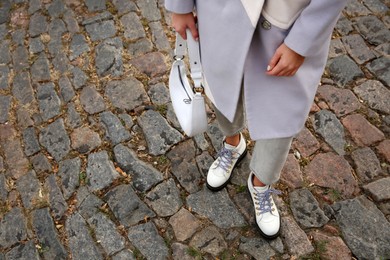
0, 1, 388, 259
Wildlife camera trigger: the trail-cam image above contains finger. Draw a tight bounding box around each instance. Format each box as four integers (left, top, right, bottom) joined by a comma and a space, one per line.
188, 23, 199, 41
267, 49, 282, 72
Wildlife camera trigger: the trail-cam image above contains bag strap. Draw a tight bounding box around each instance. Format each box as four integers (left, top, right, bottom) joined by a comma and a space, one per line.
174, 30, 203, 90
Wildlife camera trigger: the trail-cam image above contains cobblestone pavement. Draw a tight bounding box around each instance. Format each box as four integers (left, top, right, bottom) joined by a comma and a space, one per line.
0, 0, 389, 259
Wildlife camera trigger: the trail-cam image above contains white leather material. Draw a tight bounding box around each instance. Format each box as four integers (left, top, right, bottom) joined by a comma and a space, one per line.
262, 0, 310, 29
169, 31, 208, 137
240, 0, 264, 28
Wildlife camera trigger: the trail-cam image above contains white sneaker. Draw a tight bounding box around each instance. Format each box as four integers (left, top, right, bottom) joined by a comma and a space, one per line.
206, 133, 247, 191
247, 172, 281, 239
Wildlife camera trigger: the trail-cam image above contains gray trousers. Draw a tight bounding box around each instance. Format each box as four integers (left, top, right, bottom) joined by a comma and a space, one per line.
213, 91, 293, 185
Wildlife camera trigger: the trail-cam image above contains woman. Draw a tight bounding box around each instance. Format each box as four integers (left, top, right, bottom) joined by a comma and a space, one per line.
166, 0, 347, 239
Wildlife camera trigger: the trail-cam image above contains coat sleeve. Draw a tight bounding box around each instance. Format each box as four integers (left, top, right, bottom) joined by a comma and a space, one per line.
165, 0, 195, 14
284, 0, 348, 57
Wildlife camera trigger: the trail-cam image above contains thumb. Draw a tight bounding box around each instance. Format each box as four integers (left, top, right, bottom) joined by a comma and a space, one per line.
267, 50, 281, 72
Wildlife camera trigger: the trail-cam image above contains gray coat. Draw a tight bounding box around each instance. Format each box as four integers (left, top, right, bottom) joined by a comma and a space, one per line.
166, 0, 347, 140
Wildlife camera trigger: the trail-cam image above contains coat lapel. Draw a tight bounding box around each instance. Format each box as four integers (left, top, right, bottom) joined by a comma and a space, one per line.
240, 0, 264, 27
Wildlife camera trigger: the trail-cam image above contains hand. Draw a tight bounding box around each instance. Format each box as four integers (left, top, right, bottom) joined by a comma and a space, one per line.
266, 43, 305, 77
172, 12, 198, 40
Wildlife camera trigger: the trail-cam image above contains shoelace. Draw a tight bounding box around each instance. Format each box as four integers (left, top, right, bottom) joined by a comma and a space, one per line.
254, 188, 281, 215
214, 146, 235, 172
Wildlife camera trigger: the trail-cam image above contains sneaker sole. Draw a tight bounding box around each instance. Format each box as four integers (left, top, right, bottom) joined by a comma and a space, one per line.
206, 148, 248, 192
247, 187, 281, 240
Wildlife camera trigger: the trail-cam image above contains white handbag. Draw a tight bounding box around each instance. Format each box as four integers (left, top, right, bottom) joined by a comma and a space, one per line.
169, 30, 208, 137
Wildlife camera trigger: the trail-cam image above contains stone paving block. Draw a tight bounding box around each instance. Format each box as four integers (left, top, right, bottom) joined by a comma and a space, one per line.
194, 133, 210, 151
1, 139, 29, 179
69, 33, 90, 61
0, 95, 11, 124
366, 57, 390, 87
342, 34, 375, 64
99, 111, 131, 145
375, 42, 390, 56
280, 154, 304, 189
0, 173, 7, 202
65, 103, 82, 128
0, 65, 9, 90
12, 45, 29, 72
0, 23, 6, 39
138, 110, 184, 155
354, 15, 390, 45
71, 127, 102, 154
12, 71, 34, 105
344, 0, 371, 16
362, 0, 389, 13
66, 212, 103, 260
32, 207, 67, 259
71, 67, 87, 89
118, 114, 134, 129
86, 151, 120, 191
0, 207, 28, 249
189, 225, 227, 257
187, 187, 246, 228
150, 21, 171, 51
82, 11, 113, 26
29, 12, 48, 37
130, 52, 168, 77
63, 9, 80, 34
148, 82, 169, 105
16, 107, 34, 128
112, 0, 138, 15
112, 249, 136, 260
327, 55, 364, 87
128, 222, 169, 260
0, 0, 11, 24
47, 0, 66, 18
239, 237, 276, 260
120, 12, 145, 40
58, 76, 75, 103
342, 114, 385, 146
207, 121, 225, 152
354, 80, 390, 114
104, 184, 155, 227
80, 85, 106, 114
171, 243, 196, 260
317, 84, 361, 117
312, 110, 346, 155
305, 153, 359, 198
5, 240, 40, 260
28, 0, 42, 14
87, 213, 126, 256
45, 174, 68, 220
85, 0, 106, 12
309, 231, 352, 260
137, 0, 161, 21
328, 38, 346, 58
58, 157, 80, 200
332, 196, 390, 259
195, 151, 214, 177
31, 153, 52, 173
290, 188, 329, 228
351, 147, 383, 182
169, 208, 201, 242
146, 178, 182, 217
126, 38, 153, 56
52, 52, 71, 74
291, 127, 320, 158
280, 216, 314, 257
16, 170, 42, 209
49, 18, 66, 38
76, 186, 105, 220
85, 20, 116, 42
167, 141, 203, 193
12, 29, 26, 46
114, 144, 163, 192
29, 36, 45, 53
105, 77, 149, 111
0, 40, 11, 64
37, 82, 61, 121
363, 177, 390, 202
48, 37, 64, 57
39, 119, 71, 161
377, 139, 390, 162
31, 52, 51, 81
96, 37, 123, 77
